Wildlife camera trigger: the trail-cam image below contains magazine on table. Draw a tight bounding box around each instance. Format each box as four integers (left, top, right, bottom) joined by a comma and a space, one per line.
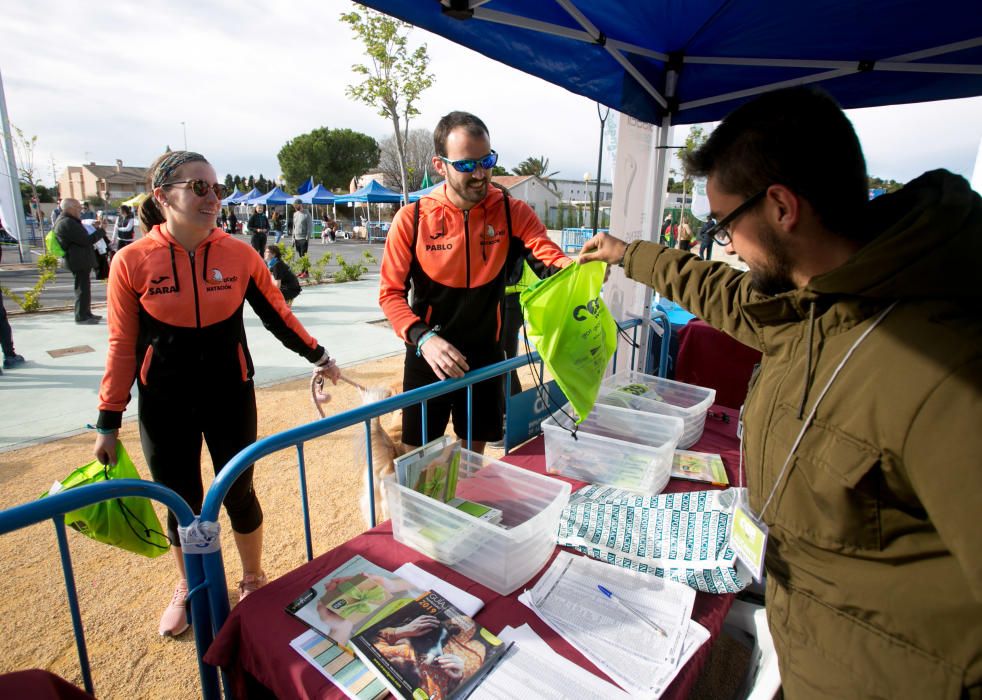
395, 435, 461, 502
285, 555, 423, 649
350, 590, 507, 700
671, 450, 729, 486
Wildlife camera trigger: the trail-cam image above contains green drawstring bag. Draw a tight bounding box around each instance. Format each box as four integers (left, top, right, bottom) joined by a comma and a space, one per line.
520, 261, 618, 422
45, 229, 66, 258
41, 442, 171, 558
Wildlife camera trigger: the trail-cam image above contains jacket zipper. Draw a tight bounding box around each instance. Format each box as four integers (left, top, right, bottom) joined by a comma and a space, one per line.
188, 250, 201, 328
463, 210, 471, 287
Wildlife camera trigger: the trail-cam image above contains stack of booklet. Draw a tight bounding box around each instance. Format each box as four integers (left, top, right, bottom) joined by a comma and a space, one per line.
519, 551, 709, 698
288, 555, 501, 700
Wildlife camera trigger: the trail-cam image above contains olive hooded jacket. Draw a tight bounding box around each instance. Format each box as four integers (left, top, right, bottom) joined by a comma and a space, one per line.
622, 170, 981, 698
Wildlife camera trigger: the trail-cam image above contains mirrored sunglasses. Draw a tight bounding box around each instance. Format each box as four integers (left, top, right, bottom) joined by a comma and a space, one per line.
163, 179, 227, 198
440, 150, 498, 173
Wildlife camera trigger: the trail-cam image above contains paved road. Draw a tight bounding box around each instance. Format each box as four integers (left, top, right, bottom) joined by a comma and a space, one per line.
0, 238, 386, 314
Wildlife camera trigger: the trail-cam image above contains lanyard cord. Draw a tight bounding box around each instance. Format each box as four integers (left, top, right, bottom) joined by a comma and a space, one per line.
739, 301, 897, 520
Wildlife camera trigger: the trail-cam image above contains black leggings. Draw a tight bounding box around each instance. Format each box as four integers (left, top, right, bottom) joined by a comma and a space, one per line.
138, 383, 263, 546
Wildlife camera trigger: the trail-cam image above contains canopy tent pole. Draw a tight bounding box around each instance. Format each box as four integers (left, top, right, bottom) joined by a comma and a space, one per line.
592, 102, 610, 234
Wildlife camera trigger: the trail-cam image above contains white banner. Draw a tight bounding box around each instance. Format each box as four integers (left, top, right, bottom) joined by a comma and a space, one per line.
604, 112, 657, 373
0, 70, 24, 244
690, 177, 711, 221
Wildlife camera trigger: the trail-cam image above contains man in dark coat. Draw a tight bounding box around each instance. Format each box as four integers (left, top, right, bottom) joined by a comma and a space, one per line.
54, 198, 100, 324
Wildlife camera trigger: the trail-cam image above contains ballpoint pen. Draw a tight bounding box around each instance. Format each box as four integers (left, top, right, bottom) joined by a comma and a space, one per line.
597, 585, 667, 637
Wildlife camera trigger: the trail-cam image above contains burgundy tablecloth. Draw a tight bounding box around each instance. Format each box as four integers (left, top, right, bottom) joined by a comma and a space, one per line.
205, 406, 741, 700
675, 320, 762, 410
0, 670, 95, 700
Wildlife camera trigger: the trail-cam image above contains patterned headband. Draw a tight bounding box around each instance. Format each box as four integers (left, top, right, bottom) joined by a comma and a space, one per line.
152, 151, 207, 188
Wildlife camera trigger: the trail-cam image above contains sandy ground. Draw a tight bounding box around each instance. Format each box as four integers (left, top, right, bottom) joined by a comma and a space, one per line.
0, 354, 532, 699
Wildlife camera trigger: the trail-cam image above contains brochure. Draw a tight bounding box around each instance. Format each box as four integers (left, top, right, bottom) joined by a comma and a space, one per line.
395, 436, 461, 502
671, 450, 729, 485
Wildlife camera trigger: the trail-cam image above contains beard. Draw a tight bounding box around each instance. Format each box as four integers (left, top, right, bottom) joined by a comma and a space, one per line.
747, 221, 795, 296
446, 171, 488, 206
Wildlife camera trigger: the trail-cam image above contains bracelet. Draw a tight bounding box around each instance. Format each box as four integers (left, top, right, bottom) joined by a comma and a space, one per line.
86, 423, 117, 435
415, 328, 440, 357
314, 351, 333, 367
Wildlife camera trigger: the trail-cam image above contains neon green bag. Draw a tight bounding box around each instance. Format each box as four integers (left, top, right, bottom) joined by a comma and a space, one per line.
520, 261, 618, 421
45, 229, 66, 258
41, 442, 171, 558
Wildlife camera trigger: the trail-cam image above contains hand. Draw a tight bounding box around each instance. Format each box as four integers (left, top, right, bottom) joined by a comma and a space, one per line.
392, 614, 440, 639
579, 232, 628, 266
94, 431, 119, 466
434, 654, 464, 680
420, 335, 469, 380
313, 359, 341, 385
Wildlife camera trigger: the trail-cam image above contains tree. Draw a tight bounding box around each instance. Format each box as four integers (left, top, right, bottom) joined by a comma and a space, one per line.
224, 174, 234, 192
377, 128, 440, 192
341, 7, 434, 202
513, 155, 559, 181
671, 126, 709, 220
278, 127, 379, 191
491, 165, 511, 177
233, 175, 242, 190
246, 175, 255, 190
257, 174, 269, 193
868, 176, 903, 193
10, 124, 46, 231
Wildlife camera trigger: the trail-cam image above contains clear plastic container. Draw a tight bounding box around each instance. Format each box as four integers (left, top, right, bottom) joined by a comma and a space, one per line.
598, 371, 716, 449
384, 449, 570, 595
542, 402, 684, 494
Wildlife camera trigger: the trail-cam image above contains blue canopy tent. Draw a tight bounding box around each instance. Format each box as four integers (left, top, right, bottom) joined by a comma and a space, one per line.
220, 187, 243, 206
335, 180, 404, 240
296, 183, 337, 204
246, 186, 296, 205
296, 176, 315, 195
234, 187, 262, 204
359, 0, 982, 366
408, 182, 440, 202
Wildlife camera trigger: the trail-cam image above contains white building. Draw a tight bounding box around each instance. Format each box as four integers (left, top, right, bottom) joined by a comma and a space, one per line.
490, 175, 562, 222
549, 177, 613, 205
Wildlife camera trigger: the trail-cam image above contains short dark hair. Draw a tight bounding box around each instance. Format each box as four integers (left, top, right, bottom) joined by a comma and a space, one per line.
433, 111, 489, 157
682, 87, 868, 239
266, 244, 281, 257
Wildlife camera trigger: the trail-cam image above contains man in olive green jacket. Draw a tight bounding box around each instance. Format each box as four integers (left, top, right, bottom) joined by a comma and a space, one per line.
581, 87, 981, 698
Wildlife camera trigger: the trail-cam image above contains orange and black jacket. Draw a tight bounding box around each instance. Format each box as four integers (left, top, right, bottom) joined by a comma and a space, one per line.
96, 224, 326, 429
379, 184, 571, 352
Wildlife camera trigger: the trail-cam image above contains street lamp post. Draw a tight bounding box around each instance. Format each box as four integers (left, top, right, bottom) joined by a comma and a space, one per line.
181, 122, 187, 151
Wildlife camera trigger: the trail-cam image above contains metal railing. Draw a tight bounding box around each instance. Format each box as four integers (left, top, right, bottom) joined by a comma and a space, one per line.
0, 481, 221, 700
0, 314, 671, 700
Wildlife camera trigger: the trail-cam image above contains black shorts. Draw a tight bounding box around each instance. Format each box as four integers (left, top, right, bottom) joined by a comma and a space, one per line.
401, 346, 505, 447
138, 382, 262, 545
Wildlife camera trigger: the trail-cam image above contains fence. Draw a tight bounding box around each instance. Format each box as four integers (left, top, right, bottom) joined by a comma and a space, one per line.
0, 315, 669, 699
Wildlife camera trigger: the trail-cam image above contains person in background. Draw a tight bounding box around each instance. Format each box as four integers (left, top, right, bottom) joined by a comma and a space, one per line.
264, 244, 301, 307
227, 209, 238, 236
89, 215, 111, 280
92, 150, 340, 638
220, 208, 228, 232
291, 201, 312, 266
80, 202, 96, 221
114, 205, 136, 251
247, 205, 269, 256
579, 85, 982, 698
49, 204, 62, 228
54, 198, 100, 324
696, 216, 716, 260
677, 217, 694, 251
270, 209, 284, 244
0, 238, 26, 374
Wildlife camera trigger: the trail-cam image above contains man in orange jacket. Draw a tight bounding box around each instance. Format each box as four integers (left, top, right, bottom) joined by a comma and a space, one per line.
379, 111, 571, 452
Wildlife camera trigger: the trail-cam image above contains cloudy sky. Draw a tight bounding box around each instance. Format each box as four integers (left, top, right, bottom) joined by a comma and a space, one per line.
3, 0, 981, 188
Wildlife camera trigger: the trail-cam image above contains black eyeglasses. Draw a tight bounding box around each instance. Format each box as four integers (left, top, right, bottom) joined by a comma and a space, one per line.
439, 150, 498, 174
703, 189, 767, 245
163, 179, 226, 199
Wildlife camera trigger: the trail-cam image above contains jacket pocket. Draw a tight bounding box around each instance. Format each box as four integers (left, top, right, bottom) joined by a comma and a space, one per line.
139, 346, 154, 386
765, 403, 882, 550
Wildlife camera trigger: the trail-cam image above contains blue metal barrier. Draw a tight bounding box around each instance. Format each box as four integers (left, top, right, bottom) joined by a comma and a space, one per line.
0, 480, 220, 700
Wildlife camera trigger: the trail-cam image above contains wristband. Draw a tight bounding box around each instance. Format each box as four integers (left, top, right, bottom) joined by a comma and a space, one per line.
87, 423, 117, 435
314, 350, 333, 367
416, 326, 441, 357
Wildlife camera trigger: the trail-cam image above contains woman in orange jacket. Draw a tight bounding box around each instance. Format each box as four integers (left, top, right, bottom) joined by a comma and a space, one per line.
92, 151, 340, 637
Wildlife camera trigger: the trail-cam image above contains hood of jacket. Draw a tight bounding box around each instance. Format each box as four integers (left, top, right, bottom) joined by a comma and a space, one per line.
810, 169, 980, 303
421, 181, 506, 216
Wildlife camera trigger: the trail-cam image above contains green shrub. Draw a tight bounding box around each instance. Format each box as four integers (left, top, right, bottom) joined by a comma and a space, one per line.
1, 255, 56, 312
311, 253, 333, 282
362, 250, 378, 265
333, 254, 367, 282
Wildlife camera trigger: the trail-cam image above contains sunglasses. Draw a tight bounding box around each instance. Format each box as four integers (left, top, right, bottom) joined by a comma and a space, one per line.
703, 189, 767, 245
163, 179, 227, 198
439, 150, 498, 174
